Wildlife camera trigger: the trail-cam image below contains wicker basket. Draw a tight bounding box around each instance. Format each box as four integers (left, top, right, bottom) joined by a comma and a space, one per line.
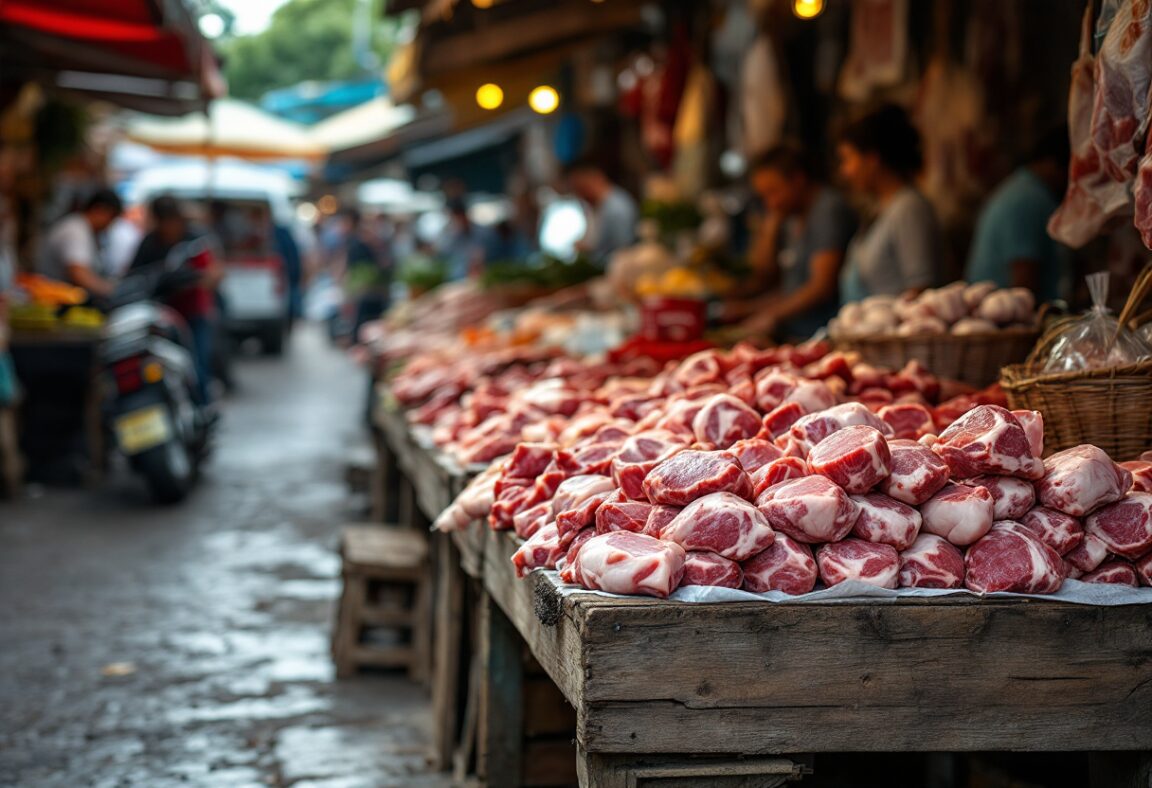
830, 327, 1039, 388
1000, 360, 1152, 460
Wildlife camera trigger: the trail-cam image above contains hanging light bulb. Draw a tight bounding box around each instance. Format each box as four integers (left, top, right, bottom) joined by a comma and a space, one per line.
472, 0, 495, 8
475, 83, 504, 110
528, 85, 560, 114
792, 0, 824, 19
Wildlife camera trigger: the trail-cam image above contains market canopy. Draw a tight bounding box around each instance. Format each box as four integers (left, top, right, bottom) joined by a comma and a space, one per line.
0, 0, 223, 115
125, 98, 327, 162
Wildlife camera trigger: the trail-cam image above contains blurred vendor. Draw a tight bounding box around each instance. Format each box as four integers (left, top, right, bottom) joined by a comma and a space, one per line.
130, 196, 223, 404
564, 158, 638, 263
965, 127, 1071, 304
837, 104, 941, 302
723, 143, 857, 340
39, 189, 123, 299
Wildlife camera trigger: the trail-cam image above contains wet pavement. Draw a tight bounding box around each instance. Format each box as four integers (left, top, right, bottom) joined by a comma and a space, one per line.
0, 326, 451, 788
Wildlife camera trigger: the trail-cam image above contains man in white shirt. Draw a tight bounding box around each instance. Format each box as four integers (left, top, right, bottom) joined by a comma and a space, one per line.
40, 188, 123, 298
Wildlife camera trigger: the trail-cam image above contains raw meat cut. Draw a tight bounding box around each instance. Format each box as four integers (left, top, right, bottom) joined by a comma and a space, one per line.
1120, 460, 1152, 492
759, 402, 806, 441
1085, 492, 1152, 559
790, 402, 890, 450
781, 380, 839, 414
1019, 507, 1085, 556
879, 439, 951, 505
920, 482, 995, 546
1136, 551, 1152, 585
1089, 0, 1152, 184
434, 462, 503, 531
750, 456, 810, 497
758, 475, 861, 544
816, 539, 900, 589
552, 475, 617, 539
490, 479, 546, 531
934, 405, 1044, 480
878, 403, 936, 440
754, 371, 800, 412
594, 491, 653, 535
642, 450, 754, 506
850, 492, 921, 551
512, 523, 565, 578
965, 521, 1065, 594
968, 475, 1036, 520
1011, 410, 1045, 458
1049, 5, 1132, 247
1036, 444, 1132, 516
1138, 127, 1152, 248
807, 425, 891, 494
645, 504, 682, 538
553, 442, 618, 477
898, 534, 965, 589
611, 431, 689, 500
674, 350, 723, 389
741, 534, 818, 595
692, 394, 762, 449
679, 552, 743, 589
727, 438, 783, 474
1065, 532, 1111, 573
513, 501, 554, 540
558, 527, 597, 584
1081, 560, 1139, 587
504, 442, 558, 479
567, 532, 686, 598
660, 492, 776, 561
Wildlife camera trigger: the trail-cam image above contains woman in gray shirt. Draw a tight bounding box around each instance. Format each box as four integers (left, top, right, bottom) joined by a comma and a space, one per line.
836, 104, 941, 302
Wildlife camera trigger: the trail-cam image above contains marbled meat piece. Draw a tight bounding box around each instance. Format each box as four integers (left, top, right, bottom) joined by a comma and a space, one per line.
850, 492, 921, 550
642, 450, 754, 506
816, 539, 900, 589
1080, 560, 1139, 587
1019, 507, 1084, 555
964, 521, 1064, 594
968, 474, 1036, 520
692, 393, 762, 449
741, 534, 818, 595
920, 482, 995, 546
933, 405, 1044, 480
898, 534, 965, 589
1036, 445, 1132, 516
679, 551, 743, 589
878, 439, 950, 505
807, 425, 891, 494
757, 475, 860, 544
660, 492, 776, 561
1085, 492, 1152, 559
568, 532, 686, 598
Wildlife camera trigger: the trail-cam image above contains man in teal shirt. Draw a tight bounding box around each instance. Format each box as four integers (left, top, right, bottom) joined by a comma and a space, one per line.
965, 128, 1071, 305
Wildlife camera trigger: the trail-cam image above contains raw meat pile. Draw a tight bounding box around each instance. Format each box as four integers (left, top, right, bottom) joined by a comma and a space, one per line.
828, 282, 1037, 339
432, 340, 1152, 597
404, 339, 1016, 472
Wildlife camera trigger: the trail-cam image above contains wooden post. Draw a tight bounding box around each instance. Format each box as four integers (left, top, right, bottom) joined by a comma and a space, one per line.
429, 531, 465, 769
478, 590, 523, 787
374, 427, 403, 524
0, 406, 22, 498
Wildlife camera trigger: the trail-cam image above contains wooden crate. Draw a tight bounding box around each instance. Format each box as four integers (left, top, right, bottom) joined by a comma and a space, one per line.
481, 530, 1152, 784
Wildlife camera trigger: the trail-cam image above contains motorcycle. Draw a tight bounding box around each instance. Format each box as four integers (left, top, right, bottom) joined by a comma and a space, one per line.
99, 240, 215, 503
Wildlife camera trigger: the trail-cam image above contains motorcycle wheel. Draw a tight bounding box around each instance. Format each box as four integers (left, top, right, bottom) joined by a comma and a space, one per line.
136, 439, 195, 504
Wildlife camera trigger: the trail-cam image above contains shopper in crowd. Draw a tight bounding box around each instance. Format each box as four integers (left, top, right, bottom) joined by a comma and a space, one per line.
39, 188, 123, 299
564, 158, 638, 263
836, 104, 941, 302
965, 127, 1071, 304
721, 142, 857, 341
130, 196, 223, 404
273, 220, 303, 326
343, 208, 393, 339
438, 199, 488, 281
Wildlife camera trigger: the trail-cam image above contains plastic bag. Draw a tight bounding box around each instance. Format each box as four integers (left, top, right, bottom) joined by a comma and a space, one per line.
1037, 273, 1152, 373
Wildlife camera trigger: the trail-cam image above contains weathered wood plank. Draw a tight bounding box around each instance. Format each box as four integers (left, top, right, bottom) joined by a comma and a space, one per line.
430, 532, 466, 770
577, 747, 805, 788
452, 521, 487, 579
479, 591, 524, 787
483, 531, 587, 707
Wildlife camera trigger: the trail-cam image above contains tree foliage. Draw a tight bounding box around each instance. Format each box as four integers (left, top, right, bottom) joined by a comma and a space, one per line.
219, 0, 397, 101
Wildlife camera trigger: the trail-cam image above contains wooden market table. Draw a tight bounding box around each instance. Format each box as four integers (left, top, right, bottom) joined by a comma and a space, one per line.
371, 390, 1152, 787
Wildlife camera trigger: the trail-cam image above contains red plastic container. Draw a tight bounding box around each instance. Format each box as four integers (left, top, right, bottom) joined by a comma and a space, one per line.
639, 297, 706, 342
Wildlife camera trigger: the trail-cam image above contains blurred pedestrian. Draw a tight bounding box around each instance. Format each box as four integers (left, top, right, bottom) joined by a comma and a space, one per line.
130, 196, 223, 404
39, 188, 123, 299
343, 209, 393, 340
837, 104, 941, 302
438, 200, 487, 281
564, 158, 638, 263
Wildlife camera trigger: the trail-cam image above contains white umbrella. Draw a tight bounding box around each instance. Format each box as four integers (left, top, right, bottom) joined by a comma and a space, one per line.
125, 98, 326, 161
310, 97, 416, 153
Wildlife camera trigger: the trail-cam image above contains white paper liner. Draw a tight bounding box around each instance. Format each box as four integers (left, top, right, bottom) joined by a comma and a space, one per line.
541, 572, 1152, 606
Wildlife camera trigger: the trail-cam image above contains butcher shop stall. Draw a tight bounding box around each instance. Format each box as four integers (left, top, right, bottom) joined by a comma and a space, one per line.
334, 0, 1152, 786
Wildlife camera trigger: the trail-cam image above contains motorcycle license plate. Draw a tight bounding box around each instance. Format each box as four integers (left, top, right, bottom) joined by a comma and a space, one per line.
115, 406, 172, 455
